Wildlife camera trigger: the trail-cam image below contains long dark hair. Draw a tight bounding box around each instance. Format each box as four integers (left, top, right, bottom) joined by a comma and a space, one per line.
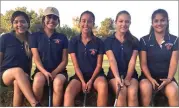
11, 11, 30, 29
11, 11, 31, 58
79, 10, 95, 37
115, 10, 135, 45
149, 9, 169, 34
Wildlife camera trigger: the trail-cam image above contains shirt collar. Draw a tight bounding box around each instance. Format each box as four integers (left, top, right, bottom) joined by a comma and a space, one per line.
149, 32, 171, 43
76, 33, 96, 42
10, 30, 31, 37
109, 32, 116, 39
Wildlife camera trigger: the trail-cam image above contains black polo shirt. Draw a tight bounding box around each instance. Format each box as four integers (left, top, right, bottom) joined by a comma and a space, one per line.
0, 31, 31, 74
68, 35, 104, 76
139, 33, 179, 77
29, 31, 68, 71
104, 33, 139, 77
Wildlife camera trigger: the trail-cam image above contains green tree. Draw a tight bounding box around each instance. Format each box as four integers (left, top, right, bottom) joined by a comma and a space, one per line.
72, 16, 80, 33
1, 7, 42, 33
98, 18, 114, 37
56, 24, 79, 39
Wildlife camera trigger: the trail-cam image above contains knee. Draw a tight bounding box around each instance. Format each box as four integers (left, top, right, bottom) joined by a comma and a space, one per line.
165, 83, 179, 98
128, 88, 138, 100
96, 79, 108, 93
64, 86, 73, 99
53, 78, 65, 93
139, 80, 152, 93
33, 74, 46, 88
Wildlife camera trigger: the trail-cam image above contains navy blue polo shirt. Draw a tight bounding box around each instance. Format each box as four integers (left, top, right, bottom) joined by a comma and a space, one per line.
139, 33, 179, 77
29, 31, 68, 71
68, 35, 104, 76
104, 33, 139, 77
0, 31, 31, 75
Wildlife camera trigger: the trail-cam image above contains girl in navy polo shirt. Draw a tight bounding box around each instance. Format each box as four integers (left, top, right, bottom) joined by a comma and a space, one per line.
64, 10, 108, 106
29, 7, 68, 106
104, 10, 139, 106
0, 11, 40, 106
139, 9, 179, 106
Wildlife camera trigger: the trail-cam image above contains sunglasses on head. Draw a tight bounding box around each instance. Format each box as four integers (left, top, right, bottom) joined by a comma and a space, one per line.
46, 15, 58, 20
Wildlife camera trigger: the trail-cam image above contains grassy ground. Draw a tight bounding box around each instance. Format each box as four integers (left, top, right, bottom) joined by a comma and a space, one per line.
31, 55, 179, 82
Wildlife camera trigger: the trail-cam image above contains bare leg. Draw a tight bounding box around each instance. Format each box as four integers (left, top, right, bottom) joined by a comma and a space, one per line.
109, 78, 127, 106
64, 79, 81, 106
53, 74, 66, 106
93, 76, 108, 106
13, 80, 24, 106
32, 72, 46, 103
2, 67, 38, 106
127, 78, 139, 106
139, 79, 152, 106
165, 81, 179, 106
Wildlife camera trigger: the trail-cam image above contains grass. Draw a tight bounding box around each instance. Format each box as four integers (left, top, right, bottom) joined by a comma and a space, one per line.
31, 55, 179, 82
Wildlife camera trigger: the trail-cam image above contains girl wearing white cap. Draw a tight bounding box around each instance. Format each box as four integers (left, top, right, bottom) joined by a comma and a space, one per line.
29, 7, 68, 106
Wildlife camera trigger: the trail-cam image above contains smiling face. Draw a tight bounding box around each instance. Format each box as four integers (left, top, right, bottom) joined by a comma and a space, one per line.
152, 13, 168, 34
44, 14, 59, 30
12, 15, 29, 35
115, 13, 131, 33
79, 13, 94, 35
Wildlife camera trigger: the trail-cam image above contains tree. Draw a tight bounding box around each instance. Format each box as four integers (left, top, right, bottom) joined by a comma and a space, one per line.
1, 7, 42, 33
72, 16, 99, 36
97, 18, 114, 37
72, 16, 80, 33
56, 24, 79, 39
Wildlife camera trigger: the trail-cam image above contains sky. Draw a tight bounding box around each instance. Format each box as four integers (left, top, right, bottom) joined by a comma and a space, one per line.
1, 1, 178, 38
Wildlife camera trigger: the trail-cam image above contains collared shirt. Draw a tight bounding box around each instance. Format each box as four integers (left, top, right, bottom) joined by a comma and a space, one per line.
140, 33, 179, 77
68, 35, 104, 76
104, 33, 139, 76
29, 30, 68, 71
0, 31, 31, 74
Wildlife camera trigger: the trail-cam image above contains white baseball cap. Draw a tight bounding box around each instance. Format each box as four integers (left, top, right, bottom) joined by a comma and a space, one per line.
43, 7, 59, 17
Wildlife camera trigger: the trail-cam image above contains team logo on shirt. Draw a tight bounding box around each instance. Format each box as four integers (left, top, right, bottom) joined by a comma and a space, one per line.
53, 39, 61, 44
165, 42, 173, 50
89, 49, 97, 55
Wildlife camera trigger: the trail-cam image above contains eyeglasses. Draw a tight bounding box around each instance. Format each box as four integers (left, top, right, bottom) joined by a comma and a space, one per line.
46, 15, 58, 20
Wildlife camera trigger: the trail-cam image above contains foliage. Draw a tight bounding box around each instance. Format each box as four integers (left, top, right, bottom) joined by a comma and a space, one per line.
56, 25, 79, 39
1, 7, 42, 33
97, 17, 114, 37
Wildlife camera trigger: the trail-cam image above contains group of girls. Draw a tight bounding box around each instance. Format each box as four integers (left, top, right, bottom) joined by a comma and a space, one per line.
0, 7, 178, 107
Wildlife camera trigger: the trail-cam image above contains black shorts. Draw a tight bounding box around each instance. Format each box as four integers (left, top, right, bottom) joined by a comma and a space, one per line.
0, 71, 7, 87
139, 74, 178, 85
32, 68, 68, 80
69, 71, 107, 83
0, 69, 31, 87
106, 72, 138, 82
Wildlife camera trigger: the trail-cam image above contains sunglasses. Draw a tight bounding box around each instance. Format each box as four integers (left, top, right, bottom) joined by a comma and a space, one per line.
46, 15, 58, 20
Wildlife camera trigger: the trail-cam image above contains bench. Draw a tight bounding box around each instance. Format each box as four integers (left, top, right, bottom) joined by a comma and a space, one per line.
0, 85, 169, 107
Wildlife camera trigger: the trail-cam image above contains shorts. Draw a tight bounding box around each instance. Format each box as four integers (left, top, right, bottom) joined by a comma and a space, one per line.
0, 71, 7, 87
107, 72, 138, 82
139, 73, 177, 85
69, 71, 107, 83
32, 68, 68, 80
0, 68, 31, 87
